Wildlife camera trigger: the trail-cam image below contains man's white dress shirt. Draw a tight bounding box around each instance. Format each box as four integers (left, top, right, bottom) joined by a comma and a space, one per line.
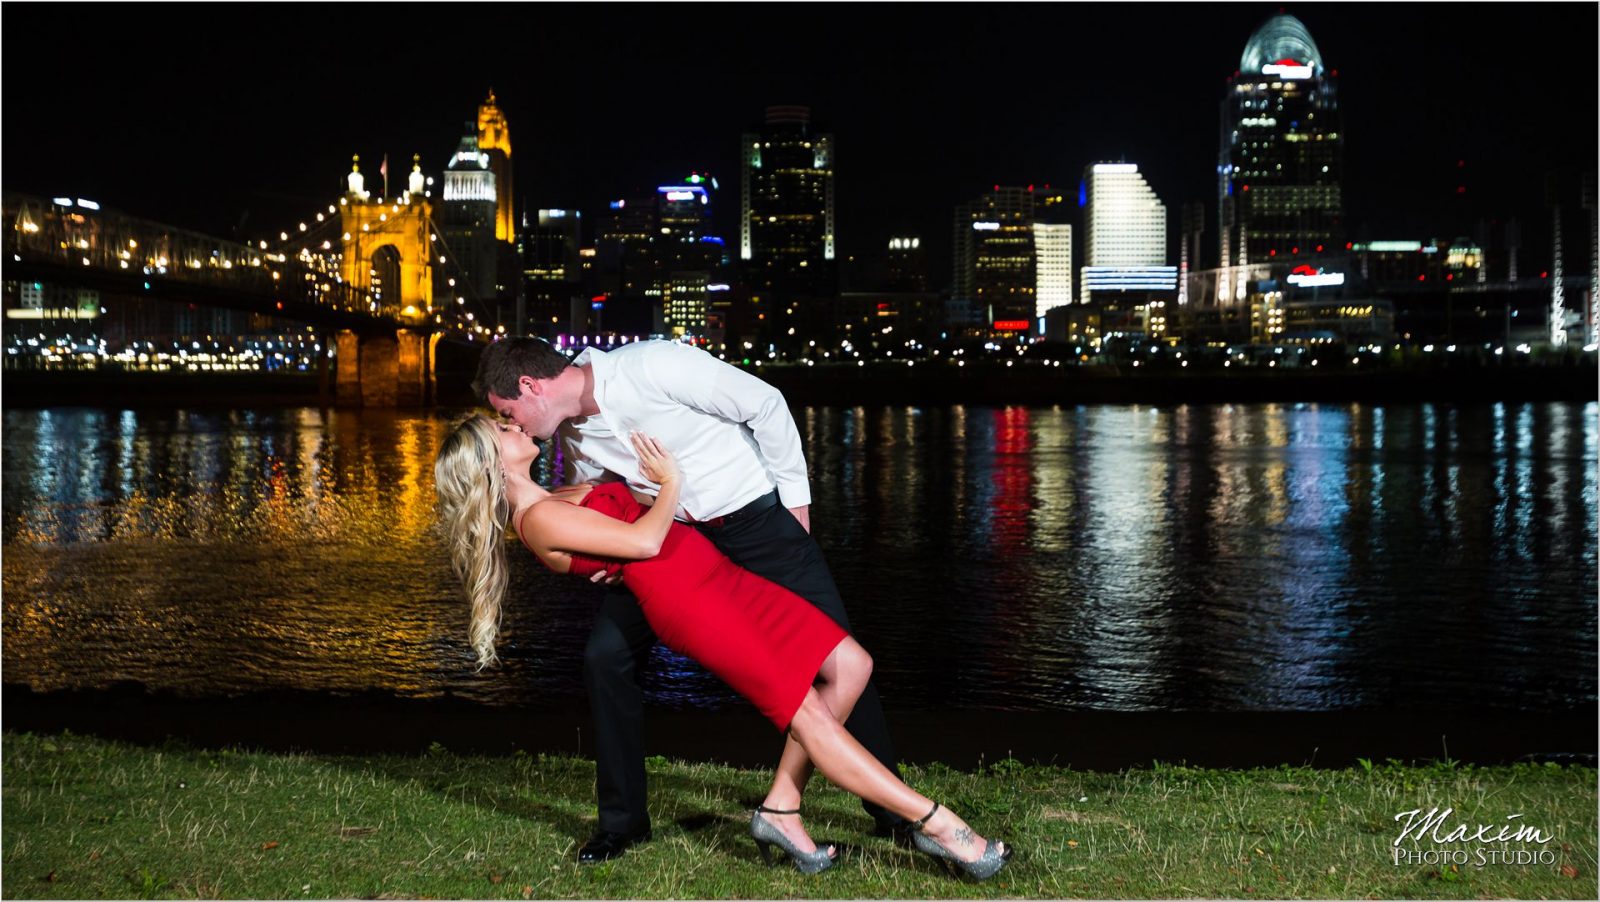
557, 341, 811, 521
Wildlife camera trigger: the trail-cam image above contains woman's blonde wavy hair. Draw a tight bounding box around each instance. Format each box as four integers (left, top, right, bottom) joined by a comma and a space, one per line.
434, 414, 511, 670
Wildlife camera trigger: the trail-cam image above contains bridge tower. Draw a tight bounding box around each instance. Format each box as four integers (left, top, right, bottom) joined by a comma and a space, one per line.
339, 154, 433, 314
333, 156, 441, 407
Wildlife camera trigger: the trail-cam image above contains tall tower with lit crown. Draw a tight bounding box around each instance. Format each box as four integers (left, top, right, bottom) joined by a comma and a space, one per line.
1219, 13, 1342, 286
477, 89, 514, 243
438, 128, 499, 303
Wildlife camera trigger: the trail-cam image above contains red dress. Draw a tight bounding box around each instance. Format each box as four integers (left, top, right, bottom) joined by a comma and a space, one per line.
541, 481, 847, 732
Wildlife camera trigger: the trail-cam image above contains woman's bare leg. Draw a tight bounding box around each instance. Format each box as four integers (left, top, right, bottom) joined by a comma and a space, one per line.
758, 639, 873, 854
786, 688, 1003, 864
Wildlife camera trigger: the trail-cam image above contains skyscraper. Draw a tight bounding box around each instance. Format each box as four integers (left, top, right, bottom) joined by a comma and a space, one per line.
1033, 224, 1073, 324
1218, 13, 1342, 279
1032, 186, 1074, 325
886, 237, 927, 292
476, 90, 514, 244
518, 208, 582, 336
952, 187, 1037, 335
596, 197, 656, 298
740, 106, 837, 340
1080, 163, 1174, 304
437, 127, 499, 307
656, 174, 724, 338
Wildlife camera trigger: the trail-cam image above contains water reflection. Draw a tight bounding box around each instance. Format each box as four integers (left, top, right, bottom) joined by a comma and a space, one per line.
3, 402, 1595, 714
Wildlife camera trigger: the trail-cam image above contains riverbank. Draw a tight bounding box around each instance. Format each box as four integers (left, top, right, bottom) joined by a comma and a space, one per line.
4, 684, 1594, 770
4, 358, 1594, 408
751, 359, 1599, 406
3, 730, 1594, 899
1, 370, 326, 408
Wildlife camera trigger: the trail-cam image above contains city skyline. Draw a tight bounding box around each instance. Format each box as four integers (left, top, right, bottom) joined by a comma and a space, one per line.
3, 3, 1596, 282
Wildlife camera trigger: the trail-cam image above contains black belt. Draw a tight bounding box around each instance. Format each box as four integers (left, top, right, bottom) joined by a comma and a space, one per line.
690, 490, 779, 529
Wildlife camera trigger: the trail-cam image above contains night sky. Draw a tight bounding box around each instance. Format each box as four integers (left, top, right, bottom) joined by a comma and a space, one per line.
5, 3, 1596, 282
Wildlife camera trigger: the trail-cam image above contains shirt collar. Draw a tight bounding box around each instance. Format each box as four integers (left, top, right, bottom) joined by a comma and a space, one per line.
570, 345, 611, 420
571, 345, 607, 370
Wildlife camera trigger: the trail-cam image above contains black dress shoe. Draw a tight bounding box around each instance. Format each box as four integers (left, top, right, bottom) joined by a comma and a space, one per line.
578, 827, 652, 863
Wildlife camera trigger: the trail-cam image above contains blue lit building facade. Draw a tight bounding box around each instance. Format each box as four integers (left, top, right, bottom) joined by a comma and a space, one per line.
656, 174, 726, 339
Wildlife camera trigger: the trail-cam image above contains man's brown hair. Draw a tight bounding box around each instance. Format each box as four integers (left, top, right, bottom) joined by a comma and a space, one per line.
472, 337, 570, 403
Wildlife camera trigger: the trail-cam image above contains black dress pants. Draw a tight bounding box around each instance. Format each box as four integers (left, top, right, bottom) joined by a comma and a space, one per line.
583, 501, 900, 833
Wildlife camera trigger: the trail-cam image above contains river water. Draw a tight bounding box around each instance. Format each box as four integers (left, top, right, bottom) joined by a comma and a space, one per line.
3, 402, 1595, 719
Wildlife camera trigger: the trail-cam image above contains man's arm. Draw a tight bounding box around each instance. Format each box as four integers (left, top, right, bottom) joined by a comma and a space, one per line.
648, 343, 813, 523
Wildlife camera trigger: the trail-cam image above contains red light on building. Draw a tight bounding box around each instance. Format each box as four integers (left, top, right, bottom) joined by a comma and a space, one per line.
1291, 264, 1318, 275
1541, 271, 1549, 279
1027, 184, 1035, 192
1269, 249, 1277, 257
992, 320, 1030, 331
1456, 186, 1466, 194
1316, 245, 1324, 252
1242, 184, 1250, 192
1291, 246, 1299, 255
591, 295, 607, 302
1417, 274, 1426, 282
276, 301, 284, 310
1446, 274, 1454, 281
876, 303, 891, 310
1345, 242, 1354, 250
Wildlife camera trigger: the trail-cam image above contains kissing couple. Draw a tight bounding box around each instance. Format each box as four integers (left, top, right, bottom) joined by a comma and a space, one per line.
434, 336, 1012, 880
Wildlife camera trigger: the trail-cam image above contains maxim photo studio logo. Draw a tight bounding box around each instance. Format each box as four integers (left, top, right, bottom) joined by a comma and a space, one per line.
1392, 806, 1556, 867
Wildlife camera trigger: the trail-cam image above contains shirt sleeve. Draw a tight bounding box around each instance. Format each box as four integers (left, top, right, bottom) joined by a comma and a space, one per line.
648, 342, 812, 509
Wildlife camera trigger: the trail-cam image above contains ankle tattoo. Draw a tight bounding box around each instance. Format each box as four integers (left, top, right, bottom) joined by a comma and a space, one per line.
954, 826, 975, 847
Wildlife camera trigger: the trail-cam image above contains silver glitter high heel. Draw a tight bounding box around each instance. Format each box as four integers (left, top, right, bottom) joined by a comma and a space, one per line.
749, 805, 838, 874
907, 802, 1013, 881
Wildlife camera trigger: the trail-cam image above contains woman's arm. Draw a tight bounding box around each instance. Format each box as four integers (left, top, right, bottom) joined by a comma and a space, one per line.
522, 433, 681, 561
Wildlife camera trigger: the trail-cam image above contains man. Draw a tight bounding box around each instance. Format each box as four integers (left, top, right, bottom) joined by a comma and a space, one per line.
473, 336, 905, 863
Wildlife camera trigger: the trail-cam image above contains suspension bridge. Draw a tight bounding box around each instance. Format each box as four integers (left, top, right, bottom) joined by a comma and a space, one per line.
6, 157, 505, 406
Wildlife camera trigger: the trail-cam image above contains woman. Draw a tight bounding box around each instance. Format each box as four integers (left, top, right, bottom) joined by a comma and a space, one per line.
434, 414, 1012, 880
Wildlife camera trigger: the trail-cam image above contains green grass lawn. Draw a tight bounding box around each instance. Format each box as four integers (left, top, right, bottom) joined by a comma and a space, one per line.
3, 730, 1595, 899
